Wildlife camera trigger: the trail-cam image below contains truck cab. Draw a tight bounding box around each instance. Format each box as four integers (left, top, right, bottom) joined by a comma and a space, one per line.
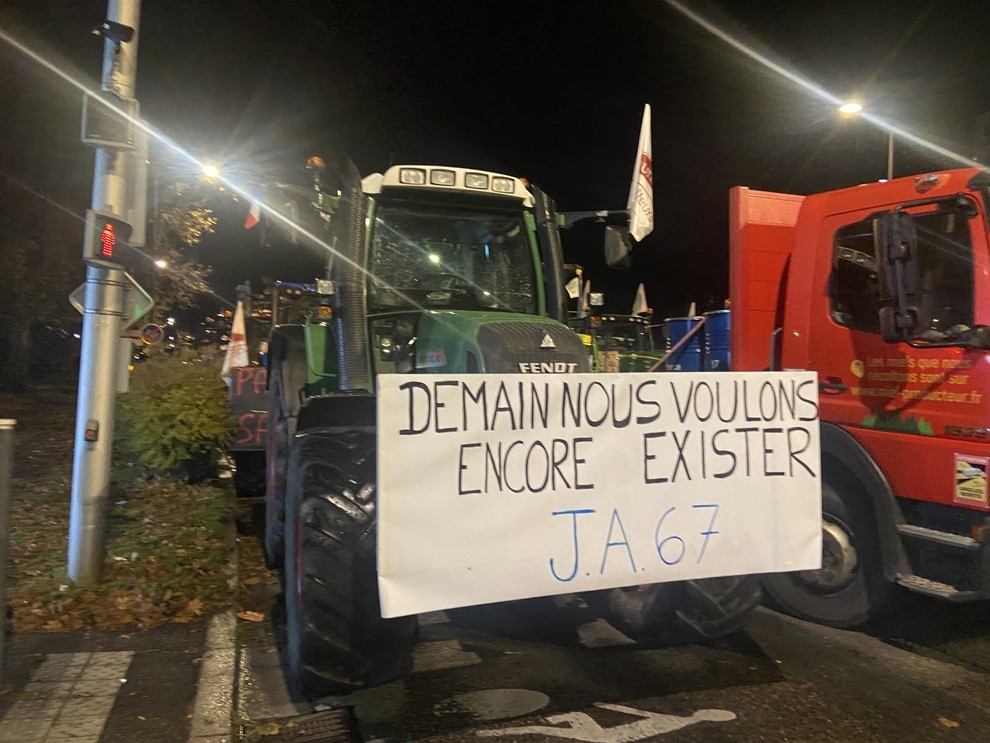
731, 168, 990, 626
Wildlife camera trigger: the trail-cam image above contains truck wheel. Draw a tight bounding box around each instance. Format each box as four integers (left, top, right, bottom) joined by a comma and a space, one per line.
284, 430, 417, 697
604, 575, 762, 644
264, 366, 291, 570
761, 481, 891, 627
232, 451, 266, 498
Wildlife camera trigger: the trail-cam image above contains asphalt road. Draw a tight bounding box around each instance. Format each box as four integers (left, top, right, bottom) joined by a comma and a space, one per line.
238, 581, 990, 743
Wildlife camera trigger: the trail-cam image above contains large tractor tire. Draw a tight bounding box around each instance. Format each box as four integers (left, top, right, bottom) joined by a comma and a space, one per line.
264, 328, 308, 570
761, 478, 891, 628
284, 429, 417, 698
604, 574, 762, 645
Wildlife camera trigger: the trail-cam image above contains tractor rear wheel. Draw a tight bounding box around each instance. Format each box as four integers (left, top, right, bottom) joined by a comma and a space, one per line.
284, 429, 417, 698
604, 574, 762, 645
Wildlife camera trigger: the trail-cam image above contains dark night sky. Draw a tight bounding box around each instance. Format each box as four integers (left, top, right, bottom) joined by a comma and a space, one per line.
2, 0, 990, 318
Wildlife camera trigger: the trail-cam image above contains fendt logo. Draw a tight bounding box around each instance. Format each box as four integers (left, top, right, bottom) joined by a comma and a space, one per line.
539, 333, 556, 349
517, 362, 578, 373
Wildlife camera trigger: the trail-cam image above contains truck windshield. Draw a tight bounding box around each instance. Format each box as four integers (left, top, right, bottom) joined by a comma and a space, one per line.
368, 203, 537, 314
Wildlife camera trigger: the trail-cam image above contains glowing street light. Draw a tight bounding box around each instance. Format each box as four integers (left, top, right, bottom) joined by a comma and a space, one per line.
201, 164, 220, 180
838, 101, 893, 180
154, 259, 168, 269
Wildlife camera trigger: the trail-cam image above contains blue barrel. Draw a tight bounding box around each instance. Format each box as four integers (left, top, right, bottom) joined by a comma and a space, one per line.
663, 316, 703, 371
703, 309, 731, 371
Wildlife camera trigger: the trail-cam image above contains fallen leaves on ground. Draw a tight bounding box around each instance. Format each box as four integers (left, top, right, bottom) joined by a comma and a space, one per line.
4, 388, 235, 632
236, 610, 265, 623
938, 716, 961, 728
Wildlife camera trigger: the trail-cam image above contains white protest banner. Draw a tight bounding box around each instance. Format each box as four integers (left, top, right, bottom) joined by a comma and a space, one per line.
376, 371, 821, 618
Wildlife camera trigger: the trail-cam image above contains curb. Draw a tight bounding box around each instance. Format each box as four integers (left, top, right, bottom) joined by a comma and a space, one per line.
188, 484, 241, 742
188, 611, 237, 742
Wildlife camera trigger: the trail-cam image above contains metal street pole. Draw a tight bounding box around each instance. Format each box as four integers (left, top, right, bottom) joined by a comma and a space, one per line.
68, 0, 143, 584
887, 131, 894, 181
0, 419, 15, 682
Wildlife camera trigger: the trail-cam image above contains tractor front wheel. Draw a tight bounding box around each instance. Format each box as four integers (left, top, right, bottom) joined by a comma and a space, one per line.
284, 429, 417, 698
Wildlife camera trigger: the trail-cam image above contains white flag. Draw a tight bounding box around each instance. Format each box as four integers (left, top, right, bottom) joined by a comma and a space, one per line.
626, 104, 654, 242
221, 300, 250, 384
243, 200, 261, 230
565, 275, 581, 299
631, 283, 650, 315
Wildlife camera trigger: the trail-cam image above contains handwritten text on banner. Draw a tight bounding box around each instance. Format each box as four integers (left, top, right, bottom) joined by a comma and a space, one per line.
376, 372, 822, 618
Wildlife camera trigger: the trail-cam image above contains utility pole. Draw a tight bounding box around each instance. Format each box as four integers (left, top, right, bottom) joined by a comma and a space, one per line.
68, 0, 143, 584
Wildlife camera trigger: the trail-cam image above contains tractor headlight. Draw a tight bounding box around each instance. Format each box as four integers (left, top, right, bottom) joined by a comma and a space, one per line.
465, 172, 490, 189
399, 168, 426, 185
430, 169, 455, 186
492, 177, 514, 193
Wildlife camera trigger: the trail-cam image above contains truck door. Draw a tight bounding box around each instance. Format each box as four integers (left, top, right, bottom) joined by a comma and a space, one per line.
804, 196, 990, 510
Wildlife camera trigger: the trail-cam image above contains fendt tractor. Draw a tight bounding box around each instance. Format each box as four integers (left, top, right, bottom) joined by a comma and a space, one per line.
698, 169, 990, 627
263, 157, 762, 697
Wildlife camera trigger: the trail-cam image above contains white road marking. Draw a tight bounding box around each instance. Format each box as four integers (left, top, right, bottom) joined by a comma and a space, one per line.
477, 703, 736, 742
0, 650, 134, 743
188, 612, 237, 742
412, 639, 482, 673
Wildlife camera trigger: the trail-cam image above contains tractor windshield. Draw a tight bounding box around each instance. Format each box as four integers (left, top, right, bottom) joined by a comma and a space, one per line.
368, 203, 538, 314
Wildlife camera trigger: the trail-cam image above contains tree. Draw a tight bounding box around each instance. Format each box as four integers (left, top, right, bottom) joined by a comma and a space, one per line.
0, 182, 80, 391
141, 177, 218, 319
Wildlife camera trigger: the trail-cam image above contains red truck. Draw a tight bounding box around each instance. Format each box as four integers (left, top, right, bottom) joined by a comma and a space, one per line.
733, 168, 990, 626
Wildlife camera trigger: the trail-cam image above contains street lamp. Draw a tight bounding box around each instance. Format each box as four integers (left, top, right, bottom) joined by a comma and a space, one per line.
839, 101, 893, 181
201, 164, 220, 180
154, 259, 168, 269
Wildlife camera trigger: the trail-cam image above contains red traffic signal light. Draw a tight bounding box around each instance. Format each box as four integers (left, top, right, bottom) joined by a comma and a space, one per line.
84, 210, 133, 267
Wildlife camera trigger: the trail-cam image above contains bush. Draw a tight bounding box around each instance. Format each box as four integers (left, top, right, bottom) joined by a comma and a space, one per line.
116, 354, 232, 479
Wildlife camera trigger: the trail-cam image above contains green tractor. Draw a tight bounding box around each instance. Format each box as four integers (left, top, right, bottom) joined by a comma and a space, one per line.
265, 158, 760, 698
572, 311, 665, 372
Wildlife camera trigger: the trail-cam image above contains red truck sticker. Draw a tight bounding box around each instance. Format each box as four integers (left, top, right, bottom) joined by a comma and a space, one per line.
954, 454, 989, 507
850, 356, 983, 407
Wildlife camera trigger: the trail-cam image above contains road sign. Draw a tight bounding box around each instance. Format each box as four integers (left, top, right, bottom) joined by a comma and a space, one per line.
140, 323, 164, 345
69, 271, 154, 329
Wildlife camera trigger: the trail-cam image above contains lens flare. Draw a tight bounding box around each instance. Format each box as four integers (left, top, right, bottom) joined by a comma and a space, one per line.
663, 0, 987, 171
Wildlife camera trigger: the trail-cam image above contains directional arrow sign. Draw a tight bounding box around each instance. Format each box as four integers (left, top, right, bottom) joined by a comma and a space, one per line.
69, 271, 154, 329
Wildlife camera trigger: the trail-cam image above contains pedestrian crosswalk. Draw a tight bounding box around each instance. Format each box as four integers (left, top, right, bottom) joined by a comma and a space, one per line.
0, 651, 134, 743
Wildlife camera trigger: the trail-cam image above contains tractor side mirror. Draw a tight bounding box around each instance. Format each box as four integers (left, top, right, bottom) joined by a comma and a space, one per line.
604, 226, 633, 269
877, 211, 921, 342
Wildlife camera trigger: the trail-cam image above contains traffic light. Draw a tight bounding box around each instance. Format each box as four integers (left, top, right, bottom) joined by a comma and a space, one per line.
83, 209, 133, 267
